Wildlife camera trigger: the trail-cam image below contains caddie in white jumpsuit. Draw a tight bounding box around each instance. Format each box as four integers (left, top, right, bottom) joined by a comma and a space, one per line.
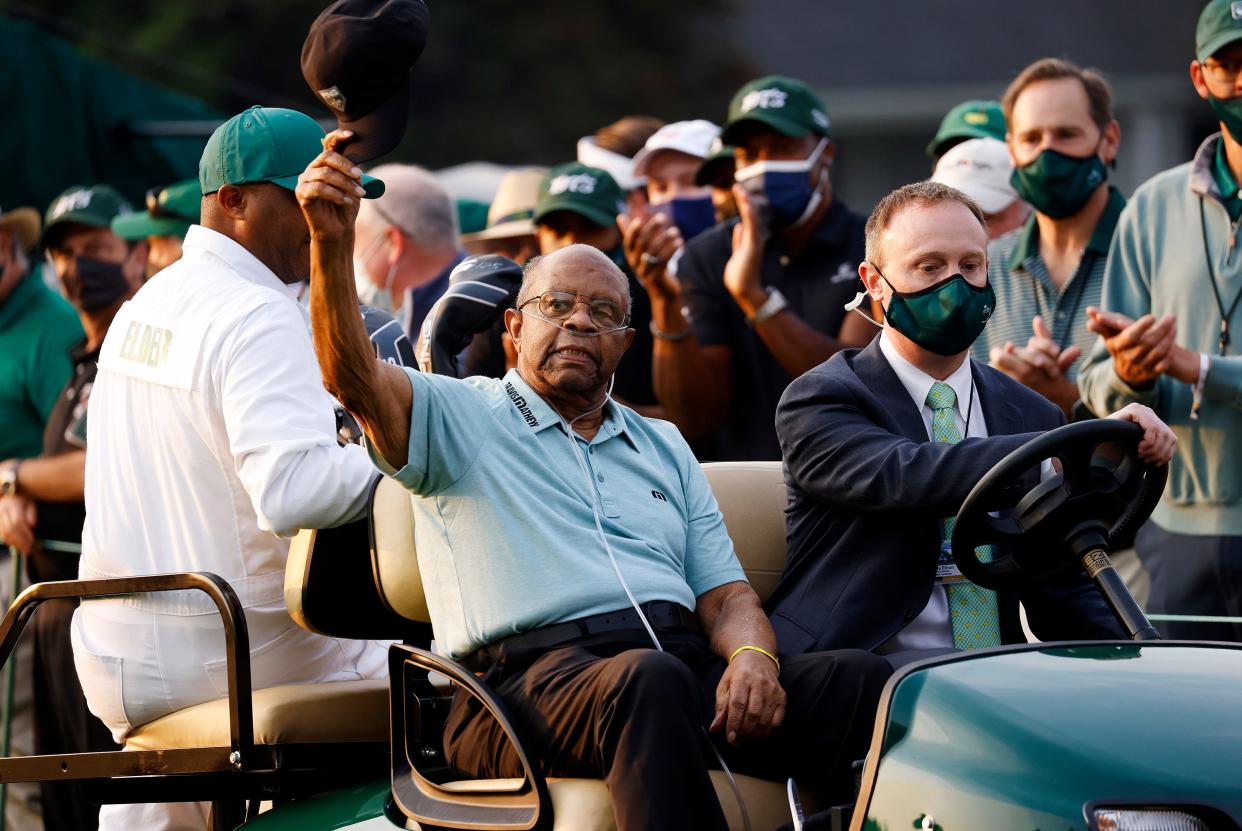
72, 106, 389, 830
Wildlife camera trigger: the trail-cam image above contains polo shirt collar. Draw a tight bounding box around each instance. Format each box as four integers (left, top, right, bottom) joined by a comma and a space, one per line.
1086, 186, 1126, 255
181, 225, 297, 299
1190, 132, 1223, 201
501, 368, 634, 447
1008, 185, 1126, 271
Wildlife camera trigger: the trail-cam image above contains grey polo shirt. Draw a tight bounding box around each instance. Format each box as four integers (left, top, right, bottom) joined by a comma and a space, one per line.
973, 186, 1126, 382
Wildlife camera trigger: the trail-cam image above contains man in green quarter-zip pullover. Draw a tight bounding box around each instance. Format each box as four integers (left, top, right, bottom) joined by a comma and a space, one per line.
1078, 0, 1242, 642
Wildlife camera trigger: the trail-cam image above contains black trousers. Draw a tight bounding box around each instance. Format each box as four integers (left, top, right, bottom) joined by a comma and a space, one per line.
32, 599, 118, 831
1137, 523, 1242, 642
443, 630, 891, 831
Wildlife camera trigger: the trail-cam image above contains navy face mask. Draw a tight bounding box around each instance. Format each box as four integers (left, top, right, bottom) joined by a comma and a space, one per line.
733, 138, 828, 231
651, 195, 717, 241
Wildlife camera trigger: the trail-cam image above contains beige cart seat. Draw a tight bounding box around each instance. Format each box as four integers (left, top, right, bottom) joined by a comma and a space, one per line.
380, 461, 797, 831
122, 461, 796, 830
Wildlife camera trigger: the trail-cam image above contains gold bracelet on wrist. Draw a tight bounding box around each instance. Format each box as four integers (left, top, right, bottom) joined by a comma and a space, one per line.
728, 644, 780, 674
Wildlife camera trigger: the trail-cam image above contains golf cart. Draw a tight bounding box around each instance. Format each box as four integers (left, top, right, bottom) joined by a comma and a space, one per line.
1, 403, 1239, 827
229, 419, 1242, 831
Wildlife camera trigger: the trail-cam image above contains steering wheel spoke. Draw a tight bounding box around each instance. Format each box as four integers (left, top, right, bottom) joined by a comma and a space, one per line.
952, 421, 1167, 592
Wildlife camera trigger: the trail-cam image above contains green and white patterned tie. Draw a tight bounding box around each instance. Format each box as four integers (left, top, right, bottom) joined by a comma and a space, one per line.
926, 381, 1002, 650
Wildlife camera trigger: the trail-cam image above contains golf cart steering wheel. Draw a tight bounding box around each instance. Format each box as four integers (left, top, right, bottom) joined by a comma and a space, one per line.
951, 420, 1167, 594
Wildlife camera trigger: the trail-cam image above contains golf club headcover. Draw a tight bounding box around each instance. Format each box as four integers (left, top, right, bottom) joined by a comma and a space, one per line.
417, 254, 523, 377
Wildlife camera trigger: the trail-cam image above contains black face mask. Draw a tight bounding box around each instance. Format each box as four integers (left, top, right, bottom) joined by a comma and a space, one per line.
63, 257, 130, 312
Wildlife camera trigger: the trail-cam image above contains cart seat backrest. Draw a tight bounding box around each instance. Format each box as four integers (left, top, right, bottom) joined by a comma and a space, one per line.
369, 461, 790, 625
371, 474, 430, 623
700, 461, 789, 604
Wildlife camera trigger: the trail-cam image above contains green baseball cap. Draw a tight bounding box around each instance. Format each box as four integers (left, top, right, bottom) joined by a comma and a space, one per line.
721, 75, 831, 145
1197, 0, 1242, 61
533, 163, 624, 230
43, 184, 133, 249
199, 105, 385, 198
694, 136, 736, 187
456, 198, 491, 236
926, 100, 1006, 158
112, 179, 201, 241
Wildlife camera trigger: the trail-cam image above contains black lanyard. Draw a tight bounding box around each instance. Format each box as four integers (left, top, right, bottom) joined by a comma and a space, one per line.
1199, 197, 1242, 356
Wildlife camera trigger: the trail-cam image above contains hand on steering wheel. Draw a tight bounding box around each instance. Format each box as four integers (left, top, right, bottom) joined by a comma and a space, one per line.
951, 420, 1168, 592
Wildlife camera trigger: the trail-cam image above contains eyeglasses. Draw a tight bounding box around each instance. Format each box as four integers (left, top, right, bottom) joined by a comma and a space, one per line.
1204, 57, 1242, 85
519, 290, 630, 331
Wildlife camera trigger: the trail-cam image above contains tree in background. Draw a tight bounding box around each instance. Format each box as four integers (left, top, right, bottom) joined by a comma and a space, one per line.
7, 0, 753, 170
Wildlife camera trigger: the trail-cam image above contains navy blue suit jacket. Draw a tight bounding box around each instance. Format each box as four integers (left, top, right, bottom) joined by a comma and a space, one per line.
766, 337, 1125, 655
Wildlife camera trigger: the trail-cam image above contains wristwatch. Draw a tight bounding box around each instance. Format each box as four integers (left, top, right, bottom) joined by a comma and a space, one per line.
0, 460, 19, 497
748, 287, 788, 327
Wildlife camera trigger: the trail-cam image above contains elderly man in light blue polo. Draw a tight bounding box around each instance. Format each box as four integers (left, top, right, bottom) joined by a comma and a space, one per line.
299, 130, 890, 831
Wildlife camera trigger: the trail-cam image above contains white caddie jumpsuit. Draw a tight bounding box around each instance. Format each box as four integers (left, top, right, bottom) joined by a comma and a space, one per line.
72, 225, 387, 830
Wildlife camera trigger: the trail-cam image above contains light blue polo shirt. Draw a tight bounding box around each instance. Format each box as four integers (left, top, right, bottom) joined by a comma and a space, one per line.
369, 368, 746, 658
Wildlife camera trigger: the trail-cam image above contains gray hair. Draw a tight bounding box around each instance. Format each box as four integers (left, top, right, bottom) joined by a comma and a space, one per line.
518, 247, 632, 316
358, 164, 458, 252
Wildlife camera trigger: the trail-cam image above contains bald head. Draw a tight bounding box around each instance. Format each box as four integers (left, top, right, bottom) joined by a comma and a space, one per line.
518, 243, 631, 314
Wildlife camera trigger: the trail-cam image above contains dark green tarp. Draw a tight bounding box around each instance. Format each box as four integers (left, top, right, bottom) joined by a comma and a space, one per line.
0, 15, 223, 217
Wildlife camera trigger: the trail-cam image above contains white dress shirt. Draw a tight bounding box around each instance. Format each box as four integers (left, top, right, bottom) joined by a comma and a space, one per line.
80, 225, 376, 614
877, 330, 986, 652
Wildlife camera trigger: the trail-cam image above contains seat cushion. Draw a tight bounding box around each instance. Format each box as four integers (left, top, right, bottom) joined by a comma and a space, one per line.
441, 771, 790, 831
124, 679, 388, 751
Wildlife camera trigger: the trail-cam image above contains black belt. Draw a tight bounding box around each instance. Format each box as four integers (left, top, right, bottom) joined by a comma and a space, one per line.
462, 601, 698, 673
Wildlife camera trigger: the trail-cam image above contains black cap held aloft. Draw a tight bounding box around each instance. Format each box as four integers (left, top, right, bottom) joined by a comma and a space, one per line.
301, 0, 430, 163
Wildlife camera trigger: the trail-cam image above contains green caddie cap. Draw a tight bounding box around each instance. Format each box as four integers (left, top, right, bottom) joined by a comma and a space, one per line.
199, 105, 385, 199
1197, 0, 1242, 61
533, 163, 624, 230
694, 136, 736, 187
926, 100, 1006, 158
112, 179, 202, 241
721, 75, 831, 145
43, 184, 133, 249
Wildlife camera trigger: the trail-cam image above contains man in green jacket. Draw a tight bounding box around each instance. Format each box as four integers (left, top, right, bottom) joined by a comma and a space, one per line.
1078, 0, 1242, 642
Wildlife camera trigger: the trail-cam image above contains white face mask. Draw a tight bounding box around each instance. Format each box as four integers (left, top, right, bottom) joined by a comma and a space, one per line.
353, 231, 396, 312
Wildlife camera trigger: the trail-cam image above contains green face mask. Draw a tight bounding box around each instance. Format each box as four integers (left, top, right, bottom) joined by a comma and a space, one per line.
878, 269, 994, 356
1208, 94, 1242, 144
1010, 148, 1108, 219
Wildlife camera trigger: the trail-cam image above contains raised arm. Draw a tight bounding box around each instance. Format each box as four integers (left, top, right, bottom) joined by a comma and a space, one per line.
297, 131, 412, 470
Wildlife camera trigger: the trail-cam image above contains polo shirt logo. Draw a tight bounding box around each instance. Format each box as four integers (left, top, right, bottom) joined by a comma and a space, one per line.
831, 262, 857, 283
548, 174, 596, 195
651, 490, 667, 502
504, 381, 539, 427
741, 88, 787, 112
